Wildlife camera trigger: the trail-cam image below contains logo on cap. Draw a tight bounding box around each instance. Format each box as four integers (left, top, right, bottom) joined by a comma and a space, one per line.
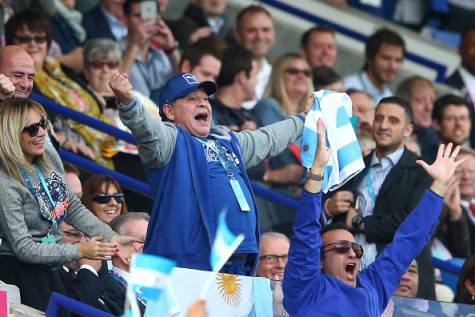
183, 73, 199, 85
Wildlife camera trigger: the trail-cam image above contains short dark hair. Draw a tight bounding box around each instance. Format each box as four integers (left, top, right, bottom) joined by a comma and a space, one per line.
312, 66, 342, 89
5, 10, 53, 49
460, 25, 475, 48
376, 96, 413, 124
123, 0, 142, 16
432, 94, 471, 122
364, 28, 405, 70
300, 25, 335, 48
454, 255, 475, 303
110, 212, 150, 235
216, 46, 255, 87
321, 222, 354, 259
180, 37, 226, 71
236, 5, 272, 29
63, 162, 80, 177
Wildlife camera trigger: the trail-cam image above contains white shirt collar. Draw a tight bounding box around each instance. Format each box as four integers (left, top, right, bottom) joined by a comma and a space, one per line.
112, 265, 130, 283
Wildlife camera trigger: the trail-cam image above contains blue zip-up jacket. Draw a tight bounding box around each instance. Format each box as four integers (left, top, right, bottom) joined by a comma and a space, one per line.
283, 189, 443, 316
119, 98, 305, 273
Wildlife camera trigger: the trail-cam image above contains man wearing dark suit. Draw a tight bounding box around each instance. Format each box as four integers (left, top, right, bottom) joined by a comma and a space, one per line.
69, 213, 149, 315
82, 0, 127, 41
445, 26, 475, 148
324, 96, 435, 299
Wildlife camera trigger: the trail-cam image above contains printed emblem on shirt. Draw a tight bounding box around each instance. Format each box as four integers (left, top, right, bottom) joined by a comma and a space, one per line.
33, 171, 69, 222
201, 139, 241, 166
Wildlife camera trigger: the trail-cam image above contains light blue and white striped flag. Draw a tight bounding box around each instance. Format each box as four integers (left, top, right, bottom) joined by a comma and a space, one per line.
210, 211, 244, 272
122, 253, 176, 317
301, 90, 365, 193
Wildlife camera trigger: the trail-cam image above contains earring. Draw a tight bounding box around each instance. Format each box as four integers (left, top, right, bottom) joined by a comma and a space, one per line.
126, 258, 131, 264
472, 295, 475, 302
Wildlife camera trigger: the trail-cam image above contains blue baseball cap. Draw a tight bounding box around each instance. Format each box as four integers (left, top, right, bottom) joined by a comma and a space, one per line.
158, 72, 217, 108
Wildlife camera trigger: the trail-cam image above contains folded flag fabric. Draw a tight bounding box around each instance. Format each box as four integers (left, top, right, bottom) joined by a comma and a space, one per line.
123, 253, 176, 317
210, 211, 245, 272
301, 90, 365, 193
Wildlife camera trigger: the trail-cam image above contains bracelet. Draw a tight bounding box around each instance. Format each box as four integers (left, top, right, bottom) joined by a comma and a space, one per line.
164, 41, 179, 54
306, 169, 323, 181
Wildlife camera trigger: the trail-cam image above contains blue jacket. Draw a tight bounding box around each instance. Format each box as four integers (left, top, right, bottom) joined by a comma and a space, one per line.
144, 126, 259, 271
283, 189, 442, 316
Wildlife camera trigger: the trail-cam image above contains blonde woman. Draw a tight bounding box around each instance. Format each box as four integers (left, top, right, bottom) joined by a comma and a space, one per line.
253, 53, 313, 186
0, 98, 138, 313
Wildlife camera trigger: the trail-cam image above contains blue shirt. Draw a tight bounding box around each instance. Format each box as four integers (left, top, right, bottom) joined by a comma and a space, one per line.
344, 71, 393, 103
197, 137, 258, 254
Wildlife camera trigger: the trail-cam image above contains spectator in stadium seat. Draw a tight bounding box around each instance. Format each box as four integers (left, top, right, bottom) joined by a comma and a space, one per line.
0, 45, 34, 100
82, 0, 127, 42
5, 10, 115, 168
150, 36, 226, 106
82, 175, 128, 225
347, 89, 375, 155
234, 5, 275, 110
120, 0, 180, 96
396, 76, 439, 162
344, 28, 405, 103
172, 0, 230, 48
63, 162, 82, 199
283, 117, 461, 316
70, 212, 149, 315
454, 255, 475, 304
256, 232, 290, 281
211, 46, 259, 131
109, 71, 306, 275
324, 96, 436, 299
300, 26, 337, 70
0, 98, 138, 314
253, 53, 313, 188
312, 66, 344, 92
432, 94, 472, 151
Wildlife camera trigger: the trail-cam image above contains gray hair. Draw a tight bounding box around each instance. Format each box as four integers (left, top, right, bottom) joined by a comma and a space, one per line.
83, 38, 122, 67
110, 212, 150, 235
260, 231, 290, 243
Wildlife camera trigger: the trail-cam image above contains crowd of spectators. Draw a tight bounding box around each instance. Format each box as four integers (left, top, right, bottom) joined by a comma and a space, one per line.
0, 0, 475, 316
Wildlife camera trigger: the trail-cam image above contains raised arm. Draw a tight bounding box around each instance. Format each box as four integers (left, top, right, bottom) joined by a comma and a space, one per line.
362, 143, 464, 313
235, 114, 305, 168
109, 73, 177, 169
283, 119, 331, 315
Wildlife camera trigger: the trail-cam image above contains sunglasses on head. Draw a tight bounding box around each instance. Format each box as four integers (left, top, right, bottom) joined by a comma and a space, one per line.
92, 193, 124, 204
14, 36, 47, 44
321, 240, 364, 259
285, 67, 311, 77
23, 118, 48, 137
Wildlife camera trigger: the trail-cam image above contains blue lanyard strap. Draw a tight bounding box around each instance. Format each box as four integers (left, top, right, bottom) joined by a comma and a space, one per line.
195, 137, 235, 178
110, 270, 147, 306
366, 170, 377, 202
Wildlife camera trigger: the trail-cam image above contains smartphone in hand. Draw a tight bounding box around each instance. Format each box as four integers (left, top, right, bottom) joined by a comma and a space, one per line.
140, 1, 157, 26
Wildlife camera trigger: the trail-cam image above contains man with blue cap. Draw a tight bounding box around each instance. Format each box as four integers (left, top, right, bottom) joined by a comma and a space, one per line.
109, 72, 306, 275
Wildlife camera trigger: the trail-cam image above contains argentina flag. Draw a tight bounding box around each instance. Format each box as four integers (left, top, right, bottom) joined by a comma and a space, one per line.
211, 212, 245, 272
123, 253, 176, 317
301, 90, 365, 193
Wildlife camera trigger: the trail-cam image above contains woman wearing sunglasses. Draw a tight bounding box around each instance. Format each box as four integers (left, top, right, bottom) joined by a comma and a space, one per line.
252, 53, 314, 189
282, 119, 463, 316
82, 175, 128, 225
0, 98, 138, 314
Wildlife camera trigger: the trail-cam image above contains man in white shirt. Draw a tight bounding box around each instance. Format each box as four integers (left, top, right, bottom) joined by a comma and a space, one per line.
344, 28, 405, 103
234, 5, 274, 110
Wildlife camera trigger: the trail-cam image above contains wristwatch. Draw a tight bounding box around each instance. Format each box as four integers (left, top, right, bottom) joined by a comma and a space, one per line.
352, 215, 364, 233
306, 169, 323, 182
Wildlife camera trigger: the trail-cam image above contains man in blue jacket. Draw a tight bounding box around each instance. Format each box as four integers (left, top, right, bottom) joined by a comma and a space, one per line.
109, 72, 305, 276
282, 118, 462, 316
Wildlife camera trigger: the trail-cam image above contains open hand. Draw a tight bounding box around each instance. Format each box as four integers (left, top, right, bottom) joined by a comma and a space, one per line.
416, 143, 465, 196
78, 236, 119, 260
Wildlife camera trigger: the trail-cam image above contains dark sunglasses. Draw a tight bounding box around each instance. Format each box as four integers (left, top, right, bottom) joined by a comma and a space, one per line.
285, 67, 311, 77
259, 254, 288, 264
321, 240, 364, 259
23, 118, 48, 137
89, 60, 120, 69
92, 193, 124, 204
14, 36, 47, 44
